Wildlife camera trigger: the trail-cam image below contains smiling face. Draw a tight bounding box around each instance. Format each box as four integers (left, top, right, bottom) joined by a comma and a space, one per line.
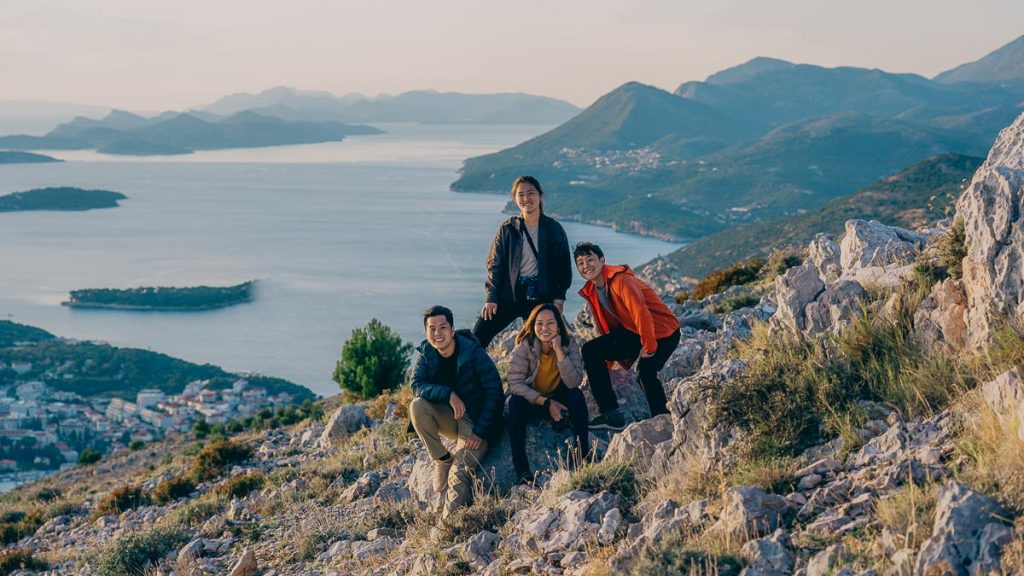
513, 182, 541, 216
575, 252, 605, 285
533, 309, 559, 343
425, 314, 455, 357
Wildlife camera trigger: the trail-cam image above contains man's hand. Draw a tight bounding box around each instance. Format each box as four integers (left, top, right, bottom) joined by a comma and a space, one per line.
548, 400, 567, 422
639, 348, 654, 359
481, 302, 498, 321
449, 391, 466, 420
463, 433, 483, 450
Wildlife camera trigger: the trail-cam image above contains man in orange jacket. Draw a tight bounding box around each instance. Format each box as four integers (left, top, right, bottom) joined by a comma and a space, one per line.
574, 242, 681, 431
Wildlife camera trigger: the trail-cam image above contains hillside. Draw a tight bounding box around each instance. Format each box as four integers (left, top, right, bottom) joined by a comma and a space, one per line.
935, 34, 1024, 85
453, 36, 1024, 241
0, 110, 383, 156
0, 151, 61, 164
655, 153, 983, 278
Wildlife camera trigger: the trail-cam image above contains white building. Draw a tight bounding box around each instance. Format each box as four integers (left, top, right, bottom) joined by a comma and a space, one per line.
136, 389, 166, 408
16, 381, 47, 401
10, 361, 32, 375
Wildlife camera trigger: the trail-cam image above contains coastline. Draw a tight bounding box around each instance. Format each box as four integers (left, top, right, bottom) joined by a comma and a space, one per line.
61, 298, 252, 312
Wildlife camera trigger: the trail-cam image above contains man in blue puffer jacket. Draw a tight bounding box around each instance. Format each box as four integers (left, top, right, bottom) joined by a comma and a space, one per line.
410, 305, 503, 517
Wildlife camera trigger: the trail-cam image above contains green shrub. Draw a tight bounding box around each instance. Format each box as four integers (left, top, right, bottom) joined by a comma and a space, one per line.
332, 318, 413, 400
937, 217, 966, 280
629, 539, 742, 576
33, 487, 62, 502
557, 459, 640, 513
189, 440, 252, 482
150, 474, 196, 504
0, 500, 85, 545
92, 526, 189, 576
93, 485, 150, 519
78, 447, 102, 465
128, 440, 145, 451
707, 293, 761, 315
677, 258, 765, 302
0, 547, 47, 576
214, 472, 265, 499
192, 419, 211, 440
431, 494, 514, 545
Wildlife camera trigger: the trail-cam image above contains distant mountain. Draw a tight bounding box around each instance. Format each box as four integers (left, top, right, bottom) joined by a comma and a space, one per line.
199, 86, 581, 125
654, 153, 983, 278
0, 109, 383, 156
0, 100, 111, 136
935, 35, 1024, 85
0, 151, 61, 164
454, 40, 1024, 241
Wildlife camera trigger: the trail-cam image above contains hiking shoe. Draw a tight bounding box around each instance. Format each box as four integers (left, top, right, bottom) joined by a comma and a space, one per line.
588, 410, 626, 431
432, 457, 453, 493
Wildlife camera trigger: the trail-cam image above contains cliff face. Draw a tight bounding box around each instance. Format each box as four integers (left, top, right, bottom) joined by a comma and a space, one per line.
5, 115, 1024, 576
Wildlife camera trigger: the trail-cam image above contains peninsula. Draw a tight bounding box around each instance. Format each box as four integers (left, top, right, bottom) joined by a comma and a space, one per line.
63, 281, 256, 311
0, 150, 61, 164
0, 187, 126, 212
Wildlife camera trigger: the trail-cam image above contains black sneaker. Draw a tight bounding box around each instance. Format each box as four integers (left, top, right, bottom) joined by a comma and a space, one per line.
588, 410, 626, 431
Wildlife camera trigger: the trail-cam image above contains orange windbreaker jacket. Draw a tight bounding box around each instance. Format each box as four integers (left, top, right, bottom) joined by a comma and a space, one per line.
578, 264, 680, 356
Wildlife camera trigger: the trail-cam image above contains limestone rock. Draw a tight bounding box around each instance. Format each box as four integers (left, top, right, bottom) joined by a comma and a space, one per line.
802, 279, 866, 336
958, 111, 1024, 350
840, 219, 925, 275
740, 528, 795, 576
605, 414, 673, 474
710, 487, 787, 539
461, 530, 501, 569
228, 548, 257, 576
914, 481, 1011, 575
319, 405, 370, 449
981, 367, 1024, 441
772, 262, 825, 336
667, 360, 745, 474
808, 233, 842, 282
506, 490, 619, 555
914, 279, 968, 353
340, 471, 381, 503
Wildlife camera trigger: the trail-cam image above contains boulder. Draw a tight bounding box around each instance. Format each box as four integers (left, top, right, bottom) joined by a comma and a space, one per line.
605, 414, 674, 474
808, 233, 842, 283
958, 111, 1024, 350
461, 530, 502, 569
228, 548, 258, 576
504, 490, 620, 555
914, 279, 968, 353
319, 404, 370, 448
339, 471, 381, 503
839, 219, 926, 275
667, 360, 745, 474
740, 528, 795, 576
980, 367, 1024, 441
710, 487, 787, 539
914, 481, 1011, 575
771, 262, 825, 336
802, 279, 867, 336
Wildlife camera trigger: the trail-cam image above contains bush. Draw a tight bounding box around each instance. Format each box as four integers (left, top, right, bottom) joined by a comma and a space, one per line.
93, 485, 150, 519
367, 384, 414, 420
92, 526, 189, 576
79, 447, 102, 465
128, 440, 145, 451
192, 419, 211, 440
190, 440, 252, 482
150, 474, 196, 504
0, 548, 47, 575
333, 318, 412, 400
214, 472, 265, 499
707, 293, 761, 315
556, 458, 640, 514
676, 258, 765, 302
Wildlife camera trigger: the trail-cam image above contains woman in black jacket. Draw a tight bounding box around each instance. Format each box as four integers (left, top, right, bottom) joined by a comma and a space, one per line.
473, 176, 573, 348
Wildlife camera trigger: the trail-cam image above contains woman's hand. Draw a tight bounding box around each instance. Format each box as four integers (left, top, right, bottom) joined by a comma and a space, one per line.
481, 302, 498, 321
548, 399, 567, 422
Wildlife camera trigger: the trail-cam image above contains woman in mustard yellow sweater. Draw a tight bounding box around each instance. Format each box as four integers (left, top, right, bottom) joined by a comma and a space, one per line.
505, 303, 590, 484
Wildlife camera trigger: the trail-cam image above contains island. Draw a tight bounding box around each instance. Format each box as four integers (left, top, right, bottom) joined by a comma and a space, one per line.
0, 150, 62, 164
63, 281, 256, 311
0, 187, 126, 212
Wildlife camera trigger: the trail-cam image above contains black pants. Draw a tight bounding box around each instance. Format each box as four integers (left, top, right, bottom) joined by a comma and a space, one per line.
582, 327, 681, 417
472, 297, 546, 349
505, 384, 590, 478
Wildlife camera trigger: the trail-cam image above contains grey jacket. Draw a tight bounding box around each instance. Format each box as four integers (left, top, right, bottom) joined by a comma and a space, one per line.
506, 336, 584, 403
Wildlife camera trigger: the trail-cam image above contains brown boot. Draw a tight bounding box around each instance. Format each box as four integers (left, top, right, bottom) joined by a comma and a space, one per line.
432, 456, 452, 494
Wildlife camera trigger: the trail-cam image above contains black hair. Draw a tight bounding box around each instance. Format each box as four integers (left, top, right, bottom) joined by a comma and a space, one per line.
573, 241, 604, 260
511, 176, 544, 213
423, 305, 454, 328
516, 303, 571, 348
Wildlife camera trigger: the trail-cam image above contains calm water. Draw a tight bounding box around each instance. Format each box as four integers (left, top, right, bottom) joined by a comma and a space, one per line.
0, 124, 680, 397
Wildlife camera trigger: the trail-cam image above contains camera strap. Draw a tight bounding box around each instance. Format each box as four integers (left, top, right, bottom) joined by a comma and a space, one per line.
520, 217, 540, 261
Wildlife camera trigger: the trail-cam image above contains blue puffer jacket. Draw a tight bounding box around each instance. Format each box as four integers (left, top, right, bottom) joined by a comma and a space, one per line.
411, 329, 504, 440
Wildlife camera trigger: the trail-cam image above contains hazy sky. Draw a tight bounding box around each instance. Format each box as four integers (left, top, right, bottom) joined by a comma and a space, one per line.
3, 0, 1023, 110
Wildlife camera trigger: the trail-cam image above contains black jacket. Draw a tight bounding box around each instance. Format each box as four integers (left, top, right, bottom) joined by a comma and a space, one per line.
484, 214, 572, 304
410, 330, 504, 440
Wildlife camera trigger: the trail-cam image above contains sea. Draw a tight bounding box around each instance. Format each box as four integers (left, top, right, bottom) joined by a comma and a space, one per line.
0, 123, 681, 399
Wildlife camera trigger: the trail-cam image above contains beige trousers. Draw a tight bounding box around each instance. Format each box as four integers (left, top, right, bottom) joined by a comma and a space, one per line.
409, 397, 489, 516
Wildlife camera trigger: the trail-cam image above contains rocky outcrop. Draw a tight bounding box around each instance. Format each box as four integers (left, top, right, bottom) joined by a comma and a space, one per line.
958, 111, 1024, 350
914, 278, 969, 352
981, 367, 1024, 441
840, 219, 926, 278
319, 404, 371, 448
915, 482, 1012, 575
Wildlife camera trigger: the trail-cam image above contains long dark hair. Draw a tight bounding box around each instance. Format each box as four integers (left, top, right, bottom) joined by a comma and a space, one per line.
511, 175, 544, 214
516, 303, 570, 348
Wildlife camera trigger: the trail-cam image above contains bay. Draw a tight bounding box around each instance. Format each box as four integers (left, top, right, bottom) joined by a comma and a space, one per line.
0, 124, 680, 397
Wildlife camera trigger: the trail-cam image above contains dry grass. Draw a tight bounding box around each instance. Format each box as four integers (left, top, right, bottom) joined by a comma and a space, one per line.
875, 480, 939, 551
955, 396, 1024, 512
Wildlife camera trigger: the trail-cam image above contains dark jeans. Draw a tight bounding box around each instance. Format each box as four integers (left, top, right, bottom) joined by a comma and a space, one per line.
472, 297, 547, 349
505, 384, 590, 478
582, 327, 681, 417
